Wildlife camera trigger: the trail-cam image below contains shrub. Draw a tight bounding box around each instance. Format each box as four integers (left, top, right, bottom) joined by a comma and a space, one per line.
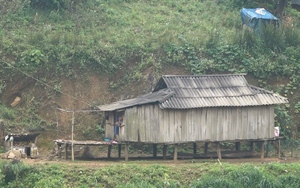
0, 160, 30, 187
190, 176, 237, 188
0, 105, 16, 121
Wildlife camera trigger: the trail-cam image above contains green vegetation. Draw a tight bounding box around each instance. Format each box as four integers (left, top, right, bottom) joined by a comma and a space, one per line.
0, 1, 300, 149
0, 160, 300, 187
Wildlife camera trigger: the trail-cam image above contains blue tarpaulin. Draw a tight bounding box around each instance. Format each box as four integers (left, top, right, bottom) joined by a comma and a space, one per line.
241, 8, 279, 33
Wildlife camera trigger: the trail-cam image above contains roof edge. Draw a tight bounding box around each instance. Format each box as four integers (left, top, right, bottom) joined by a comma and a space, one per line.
162, 73, 247, 78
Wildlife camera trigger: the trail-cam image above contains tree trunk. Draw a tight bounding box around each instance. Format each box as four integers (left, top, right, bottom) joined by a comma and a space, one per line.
276, 0, 286, 17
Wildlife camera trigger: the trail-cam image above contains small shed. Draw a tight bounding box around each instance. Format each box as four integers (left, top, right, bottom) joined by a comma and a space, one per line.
4, 133, 40, 159
98, 74, 288, 160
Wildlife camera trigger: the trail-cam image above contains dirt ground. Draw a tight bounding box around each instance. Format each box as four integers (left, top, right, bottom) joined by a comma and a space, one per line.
18, 140, 300, 168
21, 158, 300, 169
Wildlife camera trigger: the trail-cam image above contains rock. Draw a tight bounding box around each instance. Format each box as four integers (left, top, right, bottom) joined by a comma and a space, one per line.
11, 96, 21, 107
7, 150, 21, 159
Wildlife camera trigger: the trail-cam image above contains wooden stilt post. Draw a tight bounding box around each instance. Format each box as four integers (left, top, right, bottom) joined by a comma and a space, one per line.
124, 143, 129, 162
107, 145, 112, 158
118, 144, 122, 158
193, 142, 197, 155
163, 144, 167, 160
34, 136, 38, 144
71, 111, 75, 162
65, 144, 68, 160
260, 141, 265, 159
250, 142, 254, 152
235, 142, 240, 151
10, 138, 13, 151
153, 144, 157, 158
266, 141, 270, 157
204, 142, 209, 154
57, 144, 61, 158
277, 139, 281, 158
216, 142, 222, 160
173, 144, 178, 161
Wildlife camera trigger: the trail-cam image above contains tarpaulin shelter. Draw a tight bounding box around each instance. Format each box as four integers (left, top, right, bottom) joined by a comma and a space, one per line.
241, 8, 279, 33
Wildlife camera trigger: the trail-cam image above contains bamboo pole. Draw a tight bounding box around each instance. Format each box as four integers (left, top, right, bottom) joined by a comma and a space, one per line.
71, 111, 75, 161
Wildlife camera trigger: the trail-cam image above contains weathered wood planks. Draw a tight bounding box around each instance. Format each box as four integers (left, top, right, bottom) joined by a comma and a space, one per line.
107, 105, 275, 143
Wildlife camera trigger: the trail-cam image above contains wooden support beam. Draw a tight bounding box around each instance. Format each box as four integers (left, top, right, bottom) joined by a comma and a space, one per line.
204, 142, 208, 154
260, 141, 265, 159
193, 143, 197, 155
118, 144, 122, 158
235, 142, 240, 151
216, 142, 222, 161
65, 144, 68, 160
277, 139, 281, 158
173, 144, 178, 161
250, 142, 254, 152
124, 143, 129, 162
153, 144, 157, 158
34, 136, 38, 144
163, 144, 167, 160
107, 145, 112, 158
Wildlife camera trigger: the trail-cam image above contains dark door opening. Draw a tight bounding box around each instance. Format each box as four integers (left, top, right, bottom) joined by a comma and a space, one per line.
25, 147, 31, 157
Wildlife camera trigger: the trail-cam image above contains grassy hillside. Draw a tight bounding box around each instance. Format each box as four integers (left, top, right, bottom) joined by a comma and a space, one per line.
1, 0, 300, 151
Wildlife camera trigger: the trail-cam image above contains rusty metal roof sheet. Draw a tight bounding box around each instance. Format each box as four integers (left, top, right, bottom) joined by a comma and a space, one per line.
98, 74, 288, 111
98, 89, 174, 111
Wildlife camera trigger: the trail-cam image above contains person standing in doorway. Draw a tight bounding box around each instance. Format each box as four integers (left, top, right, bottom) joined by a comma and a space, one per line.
113, 116, 124, 143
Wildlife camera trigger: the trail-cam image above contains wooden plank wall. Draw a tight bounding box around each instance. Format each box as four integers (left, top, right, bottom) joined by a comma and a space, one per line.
113, 105, 275, 143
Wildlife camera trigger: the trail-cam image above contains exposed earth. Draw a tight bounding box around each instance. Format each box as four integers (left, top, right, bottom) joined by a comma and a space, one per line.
20, 156, 300, 169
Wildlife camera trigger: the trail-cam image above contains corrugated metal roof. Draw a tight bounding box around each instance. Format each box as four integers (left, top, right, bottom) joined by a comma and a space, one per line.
98, 89, 174, 111
98, 74, 288, 111
157, 74, 288, 109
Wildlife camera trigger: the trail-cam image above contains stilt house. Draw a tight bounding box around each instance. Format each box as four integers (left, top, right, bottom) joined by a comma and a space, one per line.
98, 74, 288, 144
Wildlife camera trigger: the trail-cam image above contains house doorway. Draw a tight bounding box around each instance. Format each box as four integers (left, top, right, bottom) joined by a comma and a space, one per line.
25, 147, 31, 157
